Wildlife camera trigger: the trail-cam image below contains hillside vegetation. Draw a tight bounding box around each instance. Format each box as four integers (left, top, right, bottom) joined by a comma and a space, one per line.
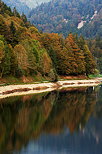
0, 1, 96, 82
1, 0, 30, 15
29, 0, 102, 38
88, 37, 102, 73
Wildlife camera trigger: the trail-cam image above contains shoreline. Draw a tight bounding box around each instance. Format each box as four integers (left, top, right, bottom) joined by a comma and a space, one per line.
0, 78, 102, 99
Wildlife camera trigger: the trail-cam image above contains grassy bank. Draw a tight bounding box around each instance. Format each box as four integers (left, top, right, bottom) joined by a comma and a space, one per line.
88, 74, 102, 78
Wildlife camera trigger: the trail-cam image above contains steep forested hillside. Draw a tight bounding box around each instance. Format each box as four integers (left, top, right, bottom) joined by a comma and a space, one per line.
20, 0, 51, 8
2, 0, 51, 13
0, 1, 96, 82
28, 0, 102, 38
2, 0, 31, 15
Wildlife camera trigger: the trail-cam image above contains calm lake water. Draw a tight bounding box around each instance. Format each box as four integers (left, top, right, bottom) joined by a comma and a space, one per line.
0, 86, 102, 154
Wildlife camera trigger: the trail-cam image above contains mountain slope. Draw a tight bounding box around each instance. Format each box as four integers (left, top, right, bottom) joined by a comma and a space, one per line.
2, 0, 30, 15
2, 0, 51, 13
20, 0, 51, 9
80, 8, 102, 38
28, 0, 102, 38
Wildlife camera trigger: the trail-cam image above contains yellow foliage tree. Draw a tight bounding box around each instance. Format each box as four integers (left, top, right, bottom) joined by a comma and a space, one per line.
14, 44, 29, 74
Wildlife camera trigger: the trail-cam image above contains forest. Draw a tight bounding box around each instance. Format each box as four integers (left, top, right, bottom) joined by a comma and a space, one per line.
29, 0, 102, 38
0, 1, 98, 82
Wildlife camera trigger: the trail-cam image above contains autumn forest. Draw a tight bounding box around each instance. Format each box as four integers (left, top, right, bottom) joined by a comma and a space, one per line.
0, 1, 102, 154
0, 1, 99, 82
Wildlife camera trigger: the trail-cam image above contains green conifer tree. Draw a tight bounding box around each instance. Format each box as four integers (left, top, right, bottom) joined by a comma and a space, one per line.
10, 21, 16, 35
83, 45, 96, 75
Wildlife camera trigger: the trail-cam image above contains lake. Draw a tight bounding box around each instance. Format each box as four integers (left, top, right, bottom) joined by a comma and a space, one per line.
0, 85, 102, 154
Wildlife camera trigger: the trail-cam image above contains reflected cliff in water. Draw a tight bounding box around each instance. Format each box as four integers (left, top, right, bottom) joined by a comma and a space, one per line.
0, 86, 102, 154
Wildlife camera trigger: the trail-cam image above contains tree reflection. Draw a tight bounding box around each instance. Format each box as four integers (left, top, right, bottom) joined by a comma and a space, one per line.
0, 86, 101, 153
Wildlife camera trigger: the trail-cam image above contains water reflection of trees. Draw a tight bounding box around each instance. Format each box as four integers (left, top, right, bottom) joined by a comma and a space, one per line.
0, 86, 101, 153
44, 88, 96, 134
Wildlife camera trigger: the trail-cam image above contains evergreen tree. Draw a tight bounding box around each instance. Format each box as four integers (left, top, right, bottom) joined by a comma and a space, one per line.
65, 34, 85, 75
13, 7, 20, 18
0, 44, 11, 77
83, 45, 96, 75
21, 13, 27, 23
10, 21, 16, 35
77, 35, 86, 50
9, 21, 19, 47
